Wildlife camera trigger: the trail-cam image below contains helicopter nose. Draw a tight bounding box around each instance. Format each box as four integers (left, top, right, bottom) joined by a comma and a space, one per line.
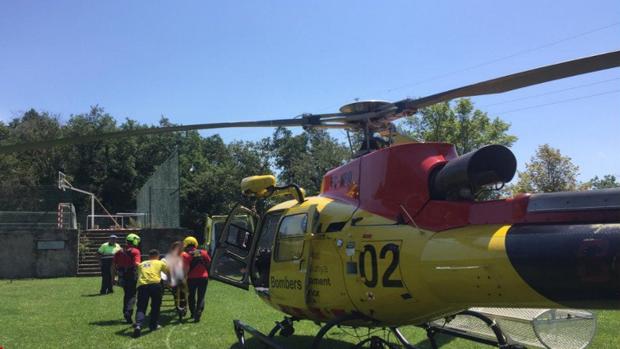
506, 223, 620, 309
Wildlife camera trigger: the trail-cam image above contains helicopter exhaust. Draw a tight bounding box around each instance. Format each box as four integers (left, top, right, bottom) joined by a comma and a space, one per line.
429, 144, 517, 200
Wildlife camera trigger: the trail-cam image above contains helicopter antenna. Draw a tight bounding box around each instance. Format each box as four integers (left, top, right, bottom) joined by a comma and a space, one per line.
364, 122, 371, 153
345, 130, 354, 157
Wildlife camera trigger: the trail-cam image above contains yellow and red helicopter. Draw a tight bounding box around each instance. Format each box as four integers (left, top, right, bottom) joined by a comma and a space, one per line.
2, 50, 620, 349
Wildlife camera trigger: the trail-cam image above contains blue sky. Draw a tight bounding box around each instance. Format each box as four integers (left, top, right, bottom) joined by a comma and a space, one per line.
1, 1, 619, 181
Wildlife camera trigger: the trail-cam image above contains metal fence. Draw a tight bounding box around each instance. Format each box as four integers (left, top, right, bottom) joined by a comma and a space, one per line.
85, 213, 146, 230
0, 185, 77, 229
136, 150, 180, 228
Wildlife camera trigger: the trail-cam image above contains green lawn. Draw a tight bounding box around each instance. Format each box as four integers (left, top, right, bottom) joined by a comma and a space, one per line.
0, 277, 618, 349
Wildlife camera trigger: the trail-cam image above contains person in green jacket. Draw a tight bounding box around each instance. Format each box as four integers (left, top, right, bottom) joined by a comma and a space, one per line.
97, 234, 121, 294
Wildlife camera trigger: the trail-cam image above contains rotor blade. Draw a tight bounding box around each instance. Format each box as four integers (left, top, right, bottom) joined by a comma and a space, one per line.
395, 50, 620, 111
0, 118, 317, 153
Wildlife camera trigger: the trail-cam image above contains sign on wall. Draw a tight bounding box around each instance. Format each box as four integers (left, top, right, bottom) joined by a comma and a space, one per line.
36, 240, 65, 250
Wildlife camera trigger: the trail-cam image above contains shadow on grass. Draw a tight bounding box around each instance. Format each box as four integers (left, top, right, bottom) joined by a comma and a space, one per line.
88, 308, 184, 338
226, 328, 458, 349
159, 308, 182, 326
115, 326, 135, 338
111, 313, 178, 339
229, 335, 355, 349
113, 325, 167, 339
413, 333, 456, 349
89, 319, 127, 326
81, 293, 106, 297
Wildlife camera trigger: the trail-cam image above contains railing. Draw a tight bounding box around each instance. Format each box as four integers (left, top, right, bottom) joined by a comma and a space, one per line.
0, 206, 77, 230
85, 213, 147, 230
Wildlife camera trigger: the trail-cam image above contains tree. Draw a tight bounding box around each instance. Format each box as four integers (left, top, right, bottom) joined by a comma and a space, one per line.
580, 175, 620, 190
0, 106, 352, 231
266, 128, 349, 195
5, 109, 65, 185
179, 136, 273, 231
401, 98, 517, 154
513, 144, 579, 193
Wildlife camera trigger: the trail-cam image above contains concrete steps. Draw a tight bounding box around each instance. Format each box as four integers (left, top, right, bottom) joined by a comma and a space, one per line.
77, 230, 133, 276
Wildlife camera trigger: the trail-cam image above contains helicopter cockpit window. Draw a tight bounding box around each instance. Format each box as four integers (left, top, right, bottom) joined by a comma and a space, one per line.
274, 213, 307, 262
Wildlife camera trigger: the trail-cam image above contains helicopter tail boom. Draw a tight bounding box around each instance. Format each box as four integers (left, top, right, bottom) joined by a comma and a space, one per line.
505, 222, 620, 309
421, 220, 620, 313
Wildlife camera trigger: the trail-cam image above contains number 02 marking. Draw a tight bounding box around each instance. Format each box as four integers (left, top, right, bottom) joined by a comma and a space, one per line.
359, 243, 403, 288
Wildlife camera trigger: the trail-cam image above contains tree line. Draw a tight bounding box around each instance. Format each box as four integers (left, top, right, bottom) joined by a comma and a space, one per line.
0, 106, 349, 230
0, 100, 617, 231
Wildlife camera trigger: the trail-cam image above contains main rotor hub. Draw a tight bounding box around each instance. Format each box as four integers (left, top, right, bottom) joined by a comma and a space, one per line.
339, 100, 393, 114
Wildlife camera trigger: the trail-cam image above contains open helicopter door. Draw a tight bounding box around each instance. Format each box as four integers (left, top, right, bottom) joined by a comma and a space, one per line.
210, 204, 258, 290
269, 204, 318, 310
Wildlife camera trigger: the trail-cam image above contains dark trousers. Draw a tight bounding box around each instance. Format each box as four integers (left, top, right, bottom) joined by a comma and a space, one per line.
121, 272, 137, 317
100, 258, 113, 294
135, 283, 163, 329
187, 278, 208, 318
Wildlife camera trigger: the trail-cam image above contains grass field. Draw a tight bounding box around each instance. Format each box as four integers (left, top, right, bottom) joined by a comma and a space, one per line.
0, 277, 619, 349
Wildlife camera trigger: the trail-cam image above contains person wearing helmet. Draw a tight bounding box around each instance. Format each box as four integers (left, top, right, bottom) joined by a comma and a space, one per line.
181, 235, 211, 322
112, 233, 142, 324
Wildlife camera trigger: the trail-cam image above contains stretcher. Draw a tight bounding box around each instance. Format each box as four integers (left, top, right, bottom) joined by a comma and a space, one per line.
161, 273, 188, 322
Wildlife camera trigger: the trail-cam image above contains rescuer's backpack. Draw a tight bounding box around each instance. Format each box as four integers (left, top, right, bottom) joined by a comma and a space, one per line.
188, 249, 209, 273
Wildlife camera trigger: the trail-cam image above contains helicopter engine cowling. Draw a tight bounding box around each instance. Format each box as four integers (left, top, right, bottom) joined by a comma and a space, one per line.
430, 144, 517, 200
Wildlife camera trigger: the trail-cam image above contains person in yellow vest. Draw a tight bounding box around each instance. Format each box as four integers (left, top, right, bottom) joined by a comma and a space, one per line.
133, 249, 168, 338
97, 234, 121, 295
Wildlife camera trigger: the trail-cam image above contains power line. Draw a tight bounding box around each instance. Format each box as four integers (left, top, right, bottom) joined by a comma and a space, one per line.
495, 89, 620, 115
383, 20, 620, 95
480, 76, 620, 108
317, 20, 620, 112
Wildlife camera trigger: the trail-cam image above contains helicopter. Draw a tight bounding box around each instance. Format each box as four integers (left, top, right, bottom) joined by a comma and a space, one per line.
2, 50, 620, 349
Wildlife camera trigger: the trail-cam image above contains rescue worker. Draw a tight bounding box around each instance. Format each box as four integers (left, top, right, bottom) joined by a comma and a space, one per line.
112, 233, 141, 324
133, 249, 168, 338
181, 236, 211, 322
97, 234, 121, 294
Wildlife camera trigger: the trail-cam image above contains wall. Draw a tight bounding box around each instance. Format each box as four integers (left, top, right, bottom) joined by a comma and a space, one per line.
0, 228, 198, 279
0, 228, 78, 279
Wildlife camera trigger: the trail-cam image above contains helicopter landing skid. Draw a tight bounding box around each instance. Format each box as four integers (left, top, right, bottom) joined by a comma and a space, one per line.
310, 313, 420, 349
423, 310, 525, 349
234, 319, 286, 349
233, 313, 421, 349
233, 317, 298, 349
